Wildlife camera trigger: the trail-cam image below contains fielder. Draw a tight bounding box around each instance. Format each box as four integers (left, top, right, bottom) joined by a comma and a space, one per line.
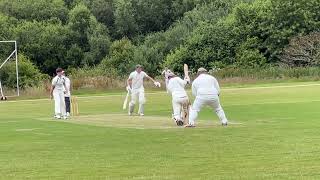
50, 68, 68, 119
166, 71, 190, 126
186, 68, 228, 127
62, 71, 71, 117
127, 64, 161, 116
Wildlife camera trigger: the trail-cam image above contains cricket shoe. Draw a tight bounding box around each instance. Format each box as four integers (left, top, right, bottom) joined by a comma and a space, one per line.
139, 113, 144, 116
184, 124, 196, 128
63, 116, 68, 120
222, 122, 228, 127
176, 120, 184, 126
54, 115, 61, 119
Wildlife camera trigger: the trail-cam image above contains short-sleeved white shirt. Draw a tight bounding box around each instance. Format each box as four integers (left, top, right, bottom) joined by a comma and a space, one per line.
64, 77, 71, 97
129, 71, 147, 90
52, 75, 65, 92
167, 77, 188, 98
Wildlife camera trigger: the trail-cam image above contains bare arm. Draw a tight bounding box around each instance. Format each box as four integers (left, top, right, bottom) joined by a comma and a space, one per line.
127, 78, 132, 88
64, 84, 68, 94
145, 74, 157, 83
50, 85, 55, 99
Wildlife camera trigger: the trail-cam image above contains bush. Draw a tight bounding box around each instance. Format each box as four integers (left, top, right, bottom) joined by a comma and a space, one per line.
68, 66, 123, 90
101, 38, 136, 75
281, 32, 320, 67
0, 55, 46, 89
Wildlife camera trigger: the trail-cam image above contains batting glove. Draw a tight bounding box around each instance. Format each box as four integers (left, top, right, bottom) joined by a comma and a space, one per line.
154, 82, 161, 87
184, 77, 191, 84
126, 86, 132, 92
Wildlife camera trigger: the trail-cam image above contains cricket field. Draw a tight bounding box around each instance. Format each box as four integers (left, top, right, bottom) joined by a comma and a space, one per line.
1, 82, 320, 179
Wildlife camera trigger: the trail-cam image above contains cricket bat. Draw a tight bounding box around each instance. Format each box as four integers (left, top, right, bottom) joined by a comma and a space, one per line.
184, 64, 190, 82
122, 91, 130, 110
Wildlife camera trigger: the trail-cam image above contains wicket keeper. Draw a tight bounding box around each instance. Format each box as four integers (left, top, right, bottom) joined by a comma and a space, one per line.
62, 71, 71, 117
186, 68, 228, 127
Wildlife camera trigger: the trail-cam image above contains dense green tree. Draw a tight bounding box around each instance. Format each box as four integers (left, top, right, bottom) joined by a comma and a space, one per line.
13, 21, 72, 73
84, 23, 111, 65
1, 0, 319, 81
100, 38, 136, 75
135, 1, 239, 75
0, 0, 68, 22
84, 0, 115, 30
0, 13, 16, 40
113, 0, 138, 38
68, 3, 92, 50
0, 54, 45, 88
68, 3, 111, 65
0, 14, 18, 60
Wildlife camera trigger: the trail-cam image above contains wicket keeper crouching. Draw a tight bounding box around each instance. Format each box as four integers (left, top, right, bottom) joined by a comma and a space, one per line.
186, 68, 228, 127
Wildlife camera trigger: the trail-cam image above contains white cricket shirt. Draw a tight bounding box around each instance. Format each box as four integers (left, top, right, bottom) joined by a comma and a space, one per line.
64, 77, 71, 97
52, 75, 65, 92
192, 74, 220, 96
129, 71, 147, 90
167, 77, 188, 98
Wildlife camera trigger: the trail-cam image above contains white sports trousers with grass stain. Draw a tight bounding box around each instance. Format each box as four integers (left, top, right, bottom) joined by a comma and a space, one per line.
167, 77, 189, 121
188, 74, 228, 125
52, 75, 66, 117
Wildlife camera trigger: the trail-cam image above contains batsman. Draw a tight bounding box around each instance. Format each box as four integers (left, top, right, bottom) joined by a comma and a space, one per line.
126, 64, 161, 116
166, 64, 190, 126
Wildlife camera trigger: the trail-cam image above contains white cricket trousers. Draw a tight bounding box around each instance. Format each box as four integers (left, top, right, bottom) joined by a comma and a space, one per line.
129, 88, 146, 114
172, 96, 189, 121
189, 95, 228, 125
53, 90, 66, 116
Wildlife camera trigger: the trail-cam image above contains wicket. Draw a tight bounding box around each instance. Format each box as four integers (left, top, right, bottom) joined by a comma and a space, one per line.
71, 96, 79, 116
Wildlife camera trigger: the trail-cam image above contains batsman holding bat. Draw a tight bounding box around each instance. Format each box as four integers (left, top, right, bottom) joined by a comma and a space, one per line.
166, 64, 190, 126
126, 64, 161, 116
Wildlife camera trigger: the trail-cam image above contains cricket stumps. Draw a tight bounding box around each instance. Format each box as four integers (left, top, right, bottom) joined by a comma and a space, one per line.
71, 96, 79, 116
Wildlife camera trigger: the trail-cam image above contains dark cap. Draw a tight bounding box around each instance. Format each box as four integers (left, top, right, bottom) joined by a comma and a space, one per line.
56, 68, 63, 73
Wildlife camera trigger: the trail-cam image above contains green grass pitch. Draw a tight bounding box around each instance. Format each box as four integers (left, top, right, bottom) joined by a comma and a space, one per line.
1, 82, 320, 179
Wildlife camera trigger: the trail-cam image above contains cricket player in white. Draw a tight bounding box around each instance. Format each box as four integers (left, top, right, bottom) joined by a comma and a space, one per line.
127, 65, 161, 116
161, 67, 172, 92
50, 68, 68, 119
186, 68, 228, 127
166, 72, 190, 126
62, 71, 71, 117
